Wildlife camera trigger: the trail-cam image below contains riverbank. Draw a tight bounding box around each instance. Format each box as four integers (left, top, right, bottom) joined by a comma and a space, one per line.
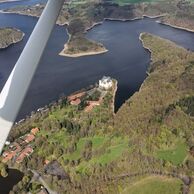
59, 28, 108, 58
2, 2, 194, 59
112, 80, 118, 115
0, 27, 24, 49
59, 42, 108, 58
157, 21, 194, 33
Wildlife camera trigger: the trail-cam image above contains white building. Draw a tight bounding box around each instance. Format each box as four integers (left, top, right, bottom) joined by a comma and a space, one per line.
99, 76, 113, 90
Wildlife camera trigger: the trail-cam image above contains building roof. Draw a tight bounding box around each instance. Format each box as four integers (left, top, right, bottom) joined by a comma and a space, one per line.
2, 142, 22, 163
68, 92, 85, 101
10, 142, 22, 153
16, 147, 33, 163
84, 101, 101, 112
70, 98, 81, 106
31, 127, 39, 135
2, 152, 14, 163
24, 134, 35, 143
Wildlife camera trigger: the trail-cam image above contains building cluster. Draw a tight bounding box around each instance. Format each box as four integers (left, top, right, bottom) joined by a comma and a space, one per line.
99, 76, 113, 90
67, 76, 113, 112
2, 128, 39, 164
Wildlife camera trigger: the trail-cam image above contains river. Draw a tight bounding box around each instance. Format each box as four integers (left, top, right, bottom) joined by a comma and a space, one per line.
0, 168, 24, 194
0, 1, 194, 120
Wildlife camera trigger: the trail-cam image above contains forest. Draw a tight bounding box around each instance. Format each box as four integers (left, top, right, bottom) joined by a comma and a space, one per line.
1, 34, 194, 193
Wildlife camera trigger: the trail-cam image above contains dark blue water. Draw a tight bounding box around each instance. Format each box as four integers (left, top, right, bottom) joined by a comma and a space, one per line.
0, 168, 23, 194
0, 0, 46, 9
1, 1, 194, 120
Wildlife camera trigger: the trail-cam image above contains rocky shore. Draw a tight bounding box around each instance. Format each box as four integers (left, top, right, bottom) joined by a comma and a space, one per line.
59, 36, 108, 58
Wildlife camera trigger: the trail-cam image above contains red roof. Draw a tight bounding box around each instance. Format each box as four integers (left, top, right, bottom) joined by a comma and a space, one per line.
24, 134, 35, 143
2, 153, 14, 163
84, 101, 101, 112
70, 98, 81, 106
16, 147, 33, 163
31, 127, 39, 135
68, 92, 85, 101
2, 142, 21, 163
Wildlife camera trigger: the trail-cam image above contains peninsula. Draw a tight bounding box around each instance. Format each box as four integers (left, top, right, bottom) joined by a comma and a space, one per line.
1, 1, 194, 194
59, 39, 108, 57
0, 27, 24, 49
1, 35, 194, 193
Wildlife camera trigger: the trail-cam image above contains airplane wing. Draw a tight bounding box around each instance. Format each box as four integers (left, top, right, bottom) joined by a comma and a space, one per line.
0, 0, 65, 153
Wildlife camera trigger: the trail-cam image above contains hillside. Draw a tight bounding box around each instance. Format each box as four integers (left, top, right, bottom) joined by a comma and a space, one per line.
115, 33, 194, 173
1, 34, 194, 193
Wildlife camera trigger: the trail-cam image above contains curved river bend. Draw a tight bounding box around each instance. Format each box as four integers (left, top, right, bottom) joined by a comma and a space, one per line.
0, 2, 194, 120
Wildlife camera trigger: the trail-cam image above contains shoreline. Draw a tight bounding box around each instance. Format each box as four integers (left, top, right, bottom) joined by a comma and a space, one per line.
138, 33, 153, 93
112, 80, 118, 115
1, 11, 107, 58
157, 21, 194, 33
1, 9, 194, 56
0, 0, 23, 3
2, 9, 193, 34
59, 48, 108, 58
104, 14, 167, 23
138, 32, 190, 93
0, 10, 68, 26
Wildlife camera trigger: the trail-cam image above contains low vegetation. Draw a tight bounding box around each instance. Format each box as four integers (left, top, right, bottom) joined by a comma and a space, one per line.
121, 176, 182, 194
2, 1, 194, 192
156, 142, 187, 165
5, 0, 194, 57
59, 33, 107, 57
116, 33, 194, 174
2, 34, 194, 193
0, 27, 24, 49
0, 162, 8, 177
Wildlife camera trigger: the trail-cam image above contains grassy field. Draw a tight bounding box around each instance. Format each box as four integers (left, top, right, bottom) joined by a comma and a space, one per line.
112, 0, 164, 5
189, 183, 194, 194
92, 137, 130, 165
74, 136, 131, 174
64, 136, 109, 160
156, 142, 187, 166
120, 176, 182, 194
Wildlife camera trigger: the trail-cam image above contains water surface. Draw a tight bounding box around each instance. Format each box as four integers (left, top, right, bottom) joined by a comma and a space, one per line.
0, 168, 24, 194
0, 2, 194, 120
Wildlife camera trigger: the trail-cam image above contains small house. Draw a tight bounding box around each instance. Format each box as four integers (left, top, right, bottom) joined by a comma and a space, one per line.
31, 127, 39, 136
70, 98, 81, 106
99, 76, 113, 90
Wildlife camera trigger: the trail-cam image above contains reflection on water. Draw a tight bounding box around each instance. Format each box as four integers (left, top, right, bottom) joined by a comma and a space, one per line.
0, 2, 194, 119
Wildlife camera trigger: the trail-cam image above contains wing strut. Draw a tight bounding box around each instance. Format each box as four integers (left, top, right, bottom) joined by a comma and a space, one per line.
0, 0, 65, 153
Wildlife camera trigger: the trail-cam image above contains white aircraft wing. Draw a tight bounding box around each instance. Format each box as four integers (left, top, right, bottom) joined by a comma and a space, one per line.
0, 0, 65, 153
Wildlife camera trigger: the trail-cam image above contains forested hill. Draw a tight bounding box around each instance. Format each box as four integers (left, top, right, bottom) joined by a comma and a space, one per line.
115, 33, 194, 157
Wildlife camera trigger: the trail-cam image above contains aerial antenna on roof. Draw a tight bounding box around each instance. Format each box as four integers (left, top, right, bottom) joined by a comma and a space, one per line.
0, 0, 65, 154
